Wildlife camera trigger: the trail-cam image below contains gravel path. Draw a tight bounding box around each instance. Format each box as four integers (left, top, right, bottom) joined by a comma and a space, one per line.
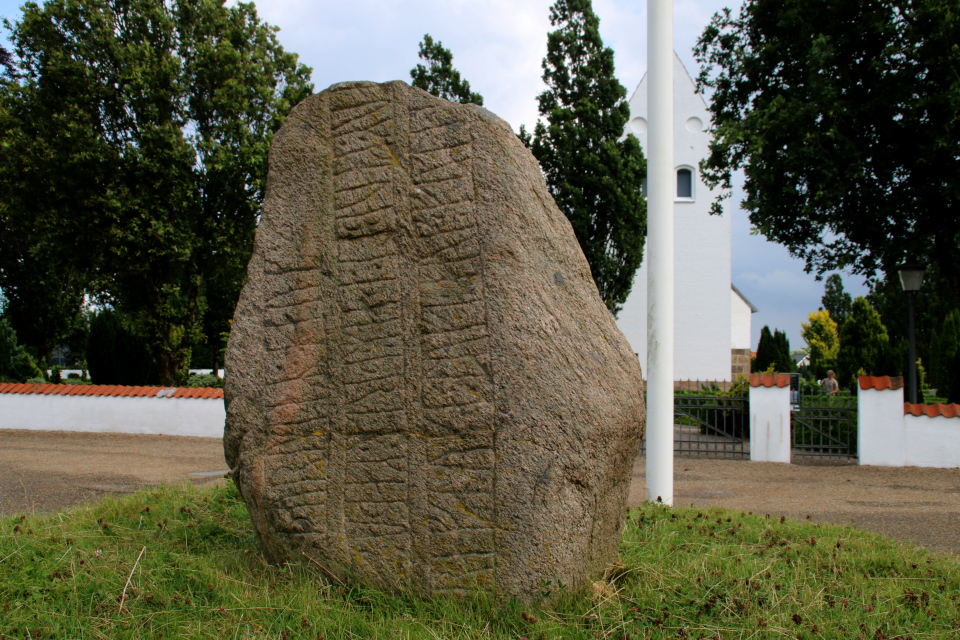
2, 429, 959, 558
0, 430, 227, 516
629, 455, 960, 557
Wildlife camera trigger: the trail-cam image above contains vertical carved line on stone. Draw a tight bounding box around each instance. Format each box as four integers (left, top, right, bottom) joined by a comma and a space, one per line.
319, 90, 348, 563
328, 83, 411, 582
256, 95, 333, 540
391, 84, 430, 590
388, 81, 416, 582
406, 103, 497, 593
467, 122, 500, 590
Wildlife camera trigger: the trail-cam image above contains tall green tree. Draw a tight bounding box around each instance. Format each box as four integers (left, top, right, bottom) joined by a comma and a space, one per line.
837, 297, 889, 387
801, 309, 839, 380
753, 325, 792, 373
523, 0, 646, 315
929, 309, 960, 403
865, 265, 958, 386
0, 45, 16, 78
821, 274, 852, 327
774, 329, 795, 372
86, 308, 156, 385
0, 0, 313, 384
410, 34, 483, 105
695, 0, 960, 305
0, 224, 88, 359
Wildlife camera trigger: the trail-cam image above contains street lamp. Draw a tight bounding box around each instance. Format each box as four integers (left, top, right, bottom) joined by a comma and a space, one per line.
898, 263, 926, 404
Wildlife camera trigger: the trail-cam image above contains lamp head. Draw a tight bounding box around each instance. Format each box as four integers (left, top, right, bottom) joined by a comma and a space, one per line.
898, 263, 926, 292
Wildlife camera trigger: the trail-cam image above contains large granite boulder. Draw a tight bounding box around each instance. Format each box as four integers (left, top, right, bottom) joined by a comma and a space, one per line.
224, 80, 645, 599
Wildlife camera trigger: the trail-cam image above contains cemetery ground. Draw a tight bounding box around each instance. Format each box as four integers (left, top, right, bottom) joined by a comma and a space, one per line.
1, 431, 959, 638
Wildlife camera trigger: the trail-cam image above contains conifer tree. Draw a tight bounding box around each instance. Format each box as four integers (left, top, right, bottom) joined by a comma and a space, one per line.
837, 297, 889, 387
821, 274, 853, 327
754, 325, 793, 373
523, 0, 646, 315
410, 34, 483, 105
753, 326, 776, 372
774, 329, 795, 373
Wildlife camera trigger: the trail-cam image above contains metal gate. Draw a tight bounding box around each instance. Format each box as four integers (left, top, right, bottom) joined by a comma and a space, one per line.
673, 388, 749, 458
791, 388, 858, 463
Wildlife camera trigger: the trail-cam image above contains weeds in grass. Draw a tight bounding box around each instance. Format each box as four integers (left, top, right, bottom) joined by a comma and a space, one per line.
1, 483, 958, 639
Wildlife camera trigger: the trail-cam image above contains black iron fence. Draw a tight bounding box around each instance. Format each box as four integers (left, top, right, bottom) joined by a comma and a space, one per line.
790, 386, 858, 463
641, 381, 750, 459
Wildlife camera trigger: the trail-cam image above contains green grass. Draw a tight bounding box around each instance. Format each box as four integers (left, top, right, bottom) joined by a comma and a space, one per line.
2, 483, 959, 639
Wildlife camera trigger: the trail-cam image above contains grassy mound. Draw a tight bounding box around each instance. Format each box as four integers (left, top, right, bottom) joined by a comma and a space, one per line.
1, 482, 958, 639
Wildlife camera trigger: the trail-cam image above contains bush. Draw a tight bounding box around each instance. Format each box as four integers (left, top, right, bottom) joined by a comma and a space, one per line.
0, 317, 18, 380
184, 373, 223, 389
0, 317, 45, 382
13, 350, 45, 381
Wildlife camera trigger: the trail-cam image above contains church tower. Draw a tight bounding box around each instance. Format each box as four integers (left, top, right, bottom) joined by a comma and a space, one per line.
615, 53, 753, 382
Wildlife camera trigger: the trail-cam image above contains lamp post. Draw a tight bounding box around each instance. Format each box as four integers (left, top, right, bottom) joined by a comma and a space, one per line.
898, 263, 926, 404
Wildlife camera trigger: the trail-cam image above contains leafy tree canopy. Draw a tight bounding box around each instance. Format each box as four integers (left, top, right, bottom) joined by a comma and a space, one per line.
821, 274, 852, 327
0, 45, 16, 78
86, 308, 155, 385
0, 0, 313, 384
410, 34, 483, 105
0, 316, 43, 382
931, 309, 960, 403
522, 0, 646, 316
866, 264, 959, 389
837, 297, 889, 386
801, 309, 839, 380
695, 0, 960, 304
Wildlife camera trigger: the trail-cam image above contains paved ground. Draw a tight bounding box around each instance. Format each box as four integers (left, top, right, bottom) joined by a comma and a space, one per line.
629, 455, 960, 557
2, 429, 959, 558
0, 430, 228, 516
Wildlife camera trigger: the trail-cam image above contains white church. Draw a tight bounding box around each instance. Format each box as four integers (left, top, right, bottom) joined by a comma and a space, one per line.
615, 54, 757, 382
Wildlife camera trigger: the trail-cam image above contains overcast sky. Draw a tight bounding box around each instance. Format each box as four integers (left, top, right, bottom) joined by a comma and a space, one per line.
0, 0, 869, 351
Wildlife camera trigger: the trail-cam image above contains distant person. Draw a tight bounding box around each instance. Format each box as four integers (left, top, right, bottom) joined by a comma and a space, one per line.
821, 370, 839, 395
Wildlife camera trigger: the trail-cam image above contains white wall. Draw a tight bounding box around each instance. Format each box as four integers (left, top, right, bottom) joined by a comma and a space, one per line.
749, 383, 791, 463
904, 414, 960, 468
731, 288, 753, 350
616, 53, 733, 381
0, 393, 225, 438
858, 385, 906, 466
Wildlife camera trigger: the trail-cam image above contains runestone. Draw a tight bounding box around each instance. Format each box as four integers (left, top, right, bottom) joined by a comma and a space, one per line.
224, 80, 646, 599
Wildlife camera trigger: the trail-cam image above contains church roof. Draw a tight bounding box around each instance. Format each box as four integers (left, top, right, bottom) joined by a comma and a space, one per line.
628, 51, 710, 110
731, 283, 758, 313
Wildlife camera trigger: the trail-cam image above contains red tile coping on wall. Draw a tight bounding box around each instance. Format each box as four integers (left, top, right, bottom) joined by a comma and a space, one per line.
859, 376, 904, 391
0, 382, 223, 399
749, 373, 791, 388
904, 403, 960, 418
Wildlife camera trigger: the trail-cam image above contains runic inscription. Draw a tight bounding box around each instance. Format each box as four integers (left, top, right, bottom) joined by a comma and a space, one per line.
224, 81, 646, 600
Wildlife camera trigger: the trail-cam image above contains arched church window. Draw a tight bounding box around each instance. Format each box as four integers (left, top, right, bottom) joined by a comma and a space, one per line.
676, 168, 693, 200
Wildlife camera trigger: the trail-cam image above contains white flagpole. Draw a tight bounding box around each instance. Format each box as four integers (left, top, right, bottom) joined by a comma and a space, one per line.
646, 0, 675, 505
